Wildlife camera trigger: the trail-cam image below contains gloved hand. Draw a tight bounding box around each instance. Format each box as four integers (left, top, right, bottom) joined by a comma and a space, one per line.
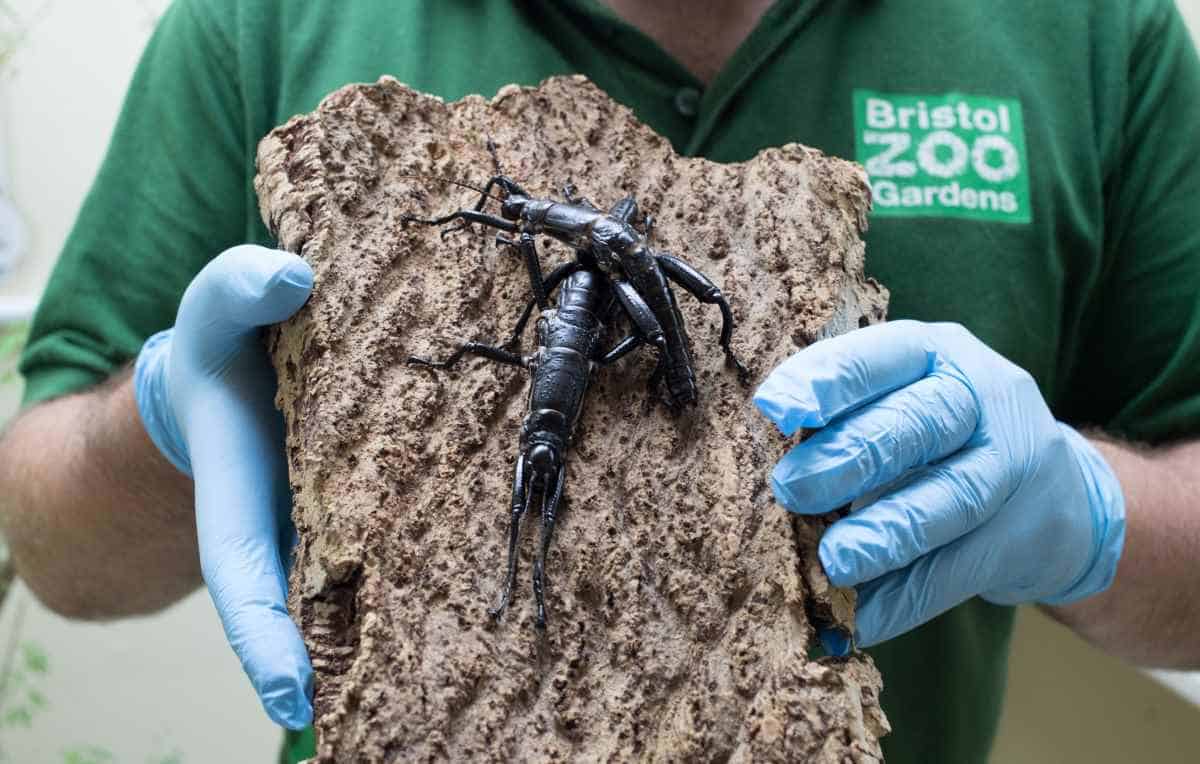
754, 320, 1126, 652
134, 245, 314, 728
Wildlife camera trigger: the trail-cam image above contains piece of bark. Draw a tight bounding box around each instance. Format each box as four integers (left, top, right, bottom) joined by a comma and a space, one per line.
256, 75, 890, 763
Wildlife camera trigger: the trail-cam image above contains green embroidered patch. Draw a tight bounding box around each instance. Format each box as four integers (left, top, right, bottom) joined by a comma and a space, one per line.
853, 89, 1031, 223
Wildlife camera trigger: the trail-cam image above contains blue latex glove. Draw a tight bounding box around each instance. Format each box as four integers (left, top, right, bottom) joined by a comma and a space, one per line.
754, 320, 1126, 652
134, 245, 314, 728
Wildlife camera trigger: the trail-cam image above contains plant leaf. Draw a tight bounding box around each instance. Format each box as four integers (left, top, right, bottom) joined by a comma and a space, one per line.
21, 642, 48, 674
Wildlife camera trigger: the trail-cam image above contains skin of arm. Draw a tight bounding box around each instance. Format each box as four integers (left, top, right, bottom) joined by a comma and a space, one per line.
1046, 436, 1200, 669
2, 344, 1197, 677
0, 370, 200, 619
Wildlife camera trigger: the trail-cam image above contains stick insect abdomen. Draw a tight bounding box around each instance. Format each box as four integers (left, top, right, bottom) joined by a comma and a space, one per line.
660, 289, 698, 406
527, 348, 588, 433
618, 245, 698, 406
524, 270, 610, 442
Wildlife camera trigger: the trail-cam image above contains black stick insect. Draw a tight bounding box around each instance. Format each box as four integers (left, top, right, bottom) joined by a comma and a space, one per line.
407, 264, 660, 628
400, 143, 751, 409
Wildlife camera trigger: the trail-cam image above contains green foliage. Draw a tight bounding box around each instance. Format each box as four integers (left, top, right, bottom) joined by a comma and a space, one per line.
0, 633, 185, 763
2, 707, 29, 729
0, 640, 50, 732
0, 0, 54, 74
0, 634, 51, 760
19, 643, 46, 675
61, 745, 115, 764
59, 743, 184, 764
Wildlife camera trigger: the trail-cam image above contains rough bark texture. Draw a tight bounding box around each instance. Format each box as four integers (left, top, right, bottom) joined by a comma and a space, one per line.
255, 75, 890, 763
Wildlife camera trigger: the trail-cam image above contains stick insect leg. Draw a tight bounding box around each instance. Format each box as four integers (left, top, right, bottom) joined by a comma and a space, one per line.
486, 136, 504, 175
607, 194, 654, 240
647, 356, 667, 398
503, 261, 584, 349
562, 182, 599, 211
468, 174, 529, 213
595, 334, 645, 366
612, 279, 667, 352
532, 464, 567, 630
515, 232, 552, 310
469, 176, 505, 212
607, 194, 639, 225
606, 193, 654, 240
656, 253, 750, 381
407, 341, 525, 370
490, 454, 533, 620
402, 209, 519, 240
481, 137, 530, 203
495, 232, 553, 310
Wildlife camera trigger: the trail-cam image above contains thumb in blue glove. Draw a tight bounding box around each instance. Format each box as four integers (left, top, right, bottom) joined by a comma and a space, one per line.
754, 320, 1126, 651
134, 244, 314, 728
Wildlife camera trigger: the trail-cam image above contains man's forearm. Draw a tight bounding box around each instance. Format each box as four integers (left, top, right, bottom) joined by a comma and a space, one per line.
1045, 436, 1200, 668
0, 370, 200, 618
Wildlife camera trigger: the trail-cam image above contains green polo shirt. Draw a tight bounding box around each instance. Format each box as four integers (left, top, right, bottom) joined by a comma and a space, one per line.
20, 1, 1200, 761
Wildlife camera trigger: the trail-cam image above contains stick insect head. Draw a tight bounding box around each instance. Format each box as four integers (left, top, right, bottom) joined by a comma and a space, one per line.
494, 176, 533, 221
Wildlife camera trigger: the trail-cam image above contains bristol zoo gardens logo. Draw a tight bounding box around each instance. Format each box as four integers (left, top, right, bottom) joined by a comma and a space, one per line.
854, 90, 1031, 224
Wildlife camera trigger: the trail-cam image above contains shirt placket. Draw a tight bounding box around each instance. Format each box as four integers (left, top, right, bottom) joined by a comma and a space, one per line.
544, 0, 827, 157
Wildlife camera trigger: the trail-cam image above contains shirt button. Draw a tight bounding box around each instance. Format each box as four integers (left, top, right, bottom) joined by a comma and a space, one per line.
674, 87, 701, 118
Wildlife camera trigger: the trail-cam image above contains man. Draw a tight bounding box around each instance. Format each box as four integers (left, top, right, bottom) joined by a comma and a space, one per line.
1, 1, 1198, 761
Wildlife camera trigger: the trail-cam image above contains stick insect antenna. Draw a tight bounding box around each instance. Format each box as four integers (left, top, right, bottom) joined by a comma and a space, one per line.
396, 173, 507, 205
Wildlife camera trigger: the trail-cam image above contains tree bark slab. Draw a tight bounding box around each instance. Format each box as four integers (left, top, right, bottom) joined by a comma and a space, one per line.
255, 75, 890, 763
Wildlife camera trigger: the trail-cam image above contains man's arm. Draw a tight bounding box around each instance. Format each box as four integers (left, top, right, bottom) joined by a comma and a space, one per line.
2, 248, 316, 728
0, 1, 313, 728
1040, 0, 1200, 670
0, 371, 198, 618
1047, 437, 1200, 669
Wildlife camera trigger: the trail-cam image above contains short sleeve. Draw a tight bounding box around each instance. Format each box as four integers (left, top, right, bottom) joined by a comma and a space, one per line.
1061, 0, 1200, 443
18, 0, 249, 406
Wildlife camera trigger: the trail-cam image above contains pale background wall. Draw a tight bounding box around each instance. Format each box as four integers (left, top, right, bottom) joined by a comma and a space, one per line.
0, 3, 281, 762
0, 1, 1197, 762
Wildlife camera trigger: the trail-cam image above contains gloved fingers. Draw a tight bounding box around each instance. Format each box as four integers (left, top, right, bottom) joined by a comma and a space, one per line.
818, 627, 852, 657
753, 320, 937, 435
189, 384, 313, 730
769, 371, 978, 516
818, 446, 1006, 587
203, 545, 313, 729
177, 245, 312, 357
853, 522, 1001, 648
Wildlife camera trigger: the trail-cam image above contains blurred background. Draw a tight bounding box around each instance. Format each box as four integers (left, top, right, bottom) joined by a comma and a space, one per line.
0, 1, 1198, 762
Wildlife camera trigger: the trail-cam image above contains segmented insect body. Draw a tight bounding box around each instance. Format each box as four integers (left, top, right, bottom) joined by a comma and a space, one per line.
403, 173, 749, 409
403, 164, 753, 627
409, 268, 645, 627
